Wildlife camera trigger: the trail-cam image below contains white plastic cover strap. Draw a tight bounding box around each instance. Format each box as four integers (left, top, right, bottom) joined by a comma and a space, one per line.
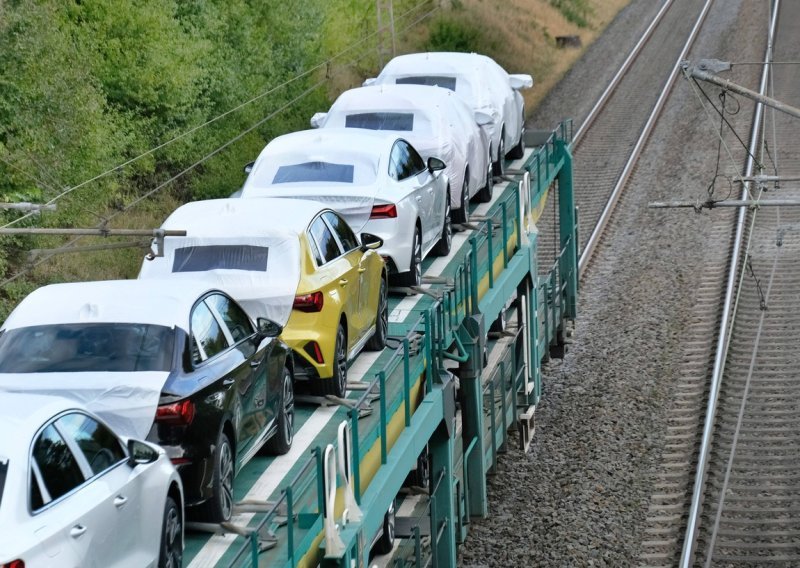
323, 443, 346, 557
337, 420, 363, 523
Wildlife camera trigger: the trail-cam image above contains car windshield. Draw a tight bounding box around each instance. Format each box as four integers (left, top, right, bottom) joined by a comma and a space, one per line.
0, 458, 6, 512
345, 112, 414, 131
396, 75, 457, 91
173, 245, 269, 272
273, 161, 354, 184
0, 323, 175, 373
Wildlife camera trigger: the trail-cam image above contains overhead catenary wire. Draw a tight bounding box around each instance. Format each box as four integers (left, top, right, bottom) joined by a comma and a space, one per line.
0, 0, 436, 230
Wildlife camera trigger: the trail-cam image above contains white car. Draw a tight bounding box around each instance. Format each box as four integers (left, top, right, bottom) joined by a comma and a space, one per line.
365, 52, 534, 175
240, 128, 452, 286
310, 84, 494, 223
0, 393, 183, 568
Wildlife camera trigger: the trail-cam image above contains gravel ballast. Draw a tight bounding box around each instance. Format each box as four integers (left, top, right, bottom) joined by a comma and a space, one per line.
459, 0, 769, 565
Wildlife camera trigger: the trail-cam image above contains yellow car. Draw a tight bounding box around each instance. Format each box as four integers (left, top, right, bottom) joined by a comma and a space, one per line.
139, 197, 388, 397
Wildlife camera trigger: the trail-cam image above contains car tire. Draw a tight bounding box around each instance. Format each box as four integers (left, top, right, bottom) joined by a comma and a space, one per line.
373, 499, 396, 555
492, 134, 505, 176
265, 367, 294, 455
394, 227, 422, 287
432, 191, 452, 256
366, 276, 388, 351
159, 495, 183, 568
476, 154, 494, 203
452, 174, 469, 224
200, 430, 235, 523
508, 128, 525, 159
321, 323, 348, 398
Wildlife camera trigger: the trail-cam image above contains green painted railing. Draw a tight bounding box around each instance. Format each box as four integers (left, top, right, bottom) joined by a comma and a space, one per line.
221, 120, 574, 567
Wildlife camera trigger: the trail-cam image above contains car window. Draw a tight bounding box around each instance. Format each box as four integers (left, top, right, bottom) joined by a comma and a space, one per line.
190, 301, 229, 364
56, 414, 126, 476
172, 245, 269, 273
0, 458, 6, 512
390, 140, 423, 181
345, 112, 414, 131
309, 217, 343, 264
32, 425, 85, 506
0, 323, 175, 373
396, 75, 457, 91
322, 212, 359, 252
273, 161, 355, 184
205, 294, 254, 344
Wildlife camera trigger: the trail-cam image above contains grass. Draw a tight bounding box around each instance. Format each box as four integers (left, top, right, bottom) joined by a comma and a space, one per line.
0, 0, 632, 319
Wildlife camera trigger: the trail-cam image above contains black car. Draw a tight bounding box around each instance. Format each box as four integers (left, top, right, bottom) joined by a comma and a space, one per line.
0, 278, 295, 522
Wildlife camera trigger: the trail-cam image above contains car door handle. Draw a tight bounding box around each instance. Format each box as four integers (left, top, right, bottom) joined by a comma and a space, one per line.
250, 358, 264, 368
358, 268, 367, 273
114, 495, 128, 509
222, 378, 235, 387
70, 524, 87, 538
339, 279, 348, 286
415, 195, 422, 201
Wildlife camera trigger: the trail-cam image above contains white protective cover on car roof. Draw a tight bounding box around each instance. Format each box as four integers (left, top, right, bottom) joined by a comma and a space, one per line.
240, 129, 396, 232
0, 279, 221, 439
319, 84, 480, 196
139, 198, 309, 326
374, 52, 505, 111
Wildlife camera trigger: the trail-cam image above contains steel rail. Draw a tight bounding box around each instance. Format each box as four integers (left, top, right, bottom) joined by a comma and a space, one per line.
572, 0, 676, 146
577, 0, 715, 276
678, 1, 780, 565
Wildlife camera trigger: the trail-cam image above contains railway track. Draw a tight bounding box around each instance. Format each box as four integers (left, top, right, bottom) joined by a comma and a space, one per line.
536, 0, 713, 274
678, 2, 800, 566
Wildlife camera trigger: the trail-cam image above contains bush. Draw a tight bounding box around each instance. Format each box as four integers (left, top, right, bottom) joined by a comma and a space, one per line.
425, 16, 482, 53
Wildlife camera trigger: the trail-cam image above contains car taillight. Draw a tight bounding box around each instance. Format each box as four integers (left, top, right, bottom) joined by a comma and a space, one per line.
303, 341, 325, 364
3, 561, 25, 568
156, 400, 195, 425
293, 291, 324, 312
370, 204, 397, 219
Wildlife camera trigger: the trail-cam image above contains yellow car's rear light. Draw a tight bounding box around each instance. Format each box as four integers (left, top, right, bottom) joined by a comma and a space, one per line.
303, 341, 325, 364
293, 291, 324, 312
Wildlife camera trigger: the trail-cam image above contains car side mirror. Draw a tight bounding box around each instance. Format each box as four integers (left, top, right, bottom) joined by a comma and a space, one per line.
127, 439, 159, 467
427, 157, 446, 173
257, 317, 283, 338
244, 161, 255, 174
363, 77, 377, 87
310, 112, 327, 129
509, 74, 534, 90
360, 233, 384, 251
474, 111, 494, 126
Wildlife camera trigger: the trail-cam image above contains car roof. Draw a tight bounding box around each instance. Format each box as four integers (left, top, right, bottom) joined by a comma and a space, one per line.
159, 197, 327, 237
330, 84, 470, 121
1, 278, 224, 332
380, 51, 502, 78
0, 393, 87, 456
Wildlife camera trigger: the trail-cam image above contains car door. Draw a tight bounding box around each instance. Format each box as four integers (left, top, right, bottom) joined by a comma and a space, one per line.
190, 297, 257, 463
407, 142, 444, 243
54, 412, 155, 567
322, 211, 373, 340
29, 419, 122, 568
206, 293, 274, 453
308, 215, 357, 352
391, 140, 434, 248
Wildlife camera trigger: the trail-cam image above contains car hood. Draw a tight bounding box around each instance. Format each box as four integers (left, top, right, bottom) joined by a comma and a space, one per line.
0, 371, 168, 439
242, 185, 376, 233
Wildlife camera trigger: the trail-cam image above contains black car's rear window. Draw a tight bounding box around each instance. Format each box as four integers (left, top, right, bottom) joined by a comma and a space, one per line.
0, 459, 7, 512
173, 245, 269, 272
396, 76, 457, 91
0, 323, 175, 373
345, 112, 414, 131
273, 161, 354, 184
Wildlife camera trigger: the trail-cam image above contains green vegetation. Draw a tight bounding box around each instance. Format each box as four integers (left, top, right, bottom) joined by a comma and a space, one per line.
549, 0, 594, 27
0, 0, 429, 318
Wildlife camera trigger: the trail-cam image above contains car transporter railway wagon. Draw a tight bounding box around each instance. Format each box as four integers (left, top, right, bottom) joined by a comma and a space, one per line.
178, 121, 577, 568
